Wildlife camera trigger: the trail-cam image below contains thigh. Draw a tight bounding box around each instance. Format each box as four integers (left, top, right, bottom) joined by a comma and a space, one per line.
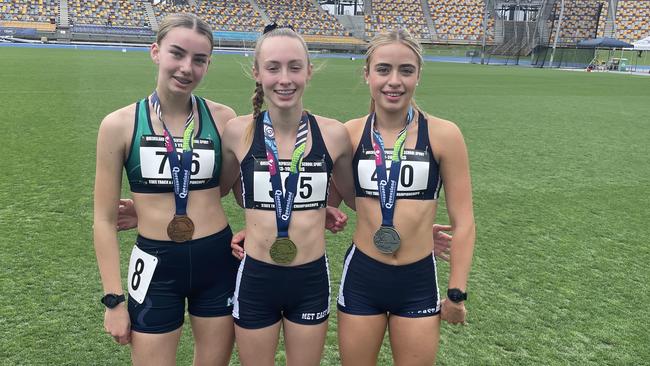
283, 318, 328, 366
337, 311, 388, 366
188, 230, 239, 317
388, 315, 440, 366
129, 240, 187, 333
233, 256, 283, 329
234, 322, 281, 366
189, 315, 235, 366
131, 328, 182, 366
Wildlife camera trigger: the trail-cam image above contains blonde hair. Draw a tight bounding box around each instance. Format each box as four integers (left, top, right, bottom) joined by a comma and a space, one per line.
365, 29, 423, 114
157, 13, 214, 50
246, 27, 311, 142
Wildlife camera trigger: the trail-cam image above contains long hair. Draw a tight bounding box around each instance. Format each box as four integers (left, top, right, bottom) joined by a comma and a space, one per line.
365, 29, 423, 114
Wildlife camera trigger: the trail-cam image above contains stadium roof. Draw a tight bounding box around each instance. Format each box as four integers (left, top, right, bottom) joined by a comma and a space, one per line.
577, 37, 633, 49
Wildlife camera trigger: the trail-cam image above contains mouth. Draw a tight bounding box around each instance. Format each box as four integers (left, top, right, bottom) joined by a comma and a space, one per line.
382, 91, 404, 98
173, 76, 192, 85
274, 88, 297, 98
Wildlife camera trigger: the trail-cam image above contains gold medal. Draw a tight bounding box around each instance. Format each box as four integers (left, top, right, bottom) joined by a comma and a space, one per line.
167, 215, 194, 243
270, 237, 297, 264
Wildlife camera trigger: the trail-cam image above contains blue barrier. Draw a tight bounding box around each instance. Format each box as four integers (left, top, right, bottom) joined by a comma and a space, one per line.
213, 31, 260, 42
0, 27, 39, 37
72, 25, 155, 36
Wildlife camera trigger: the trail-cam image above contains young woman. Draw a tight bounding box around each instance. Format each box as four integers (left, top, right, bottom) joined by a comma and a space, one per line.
335, 29, 476, 365
218, 26, 355, 366
93, 13, 240, 366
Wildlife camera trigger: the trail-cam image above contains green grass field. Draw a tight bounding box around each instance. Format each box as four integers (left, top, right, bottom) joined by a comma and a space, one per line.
1, 47, 649, 365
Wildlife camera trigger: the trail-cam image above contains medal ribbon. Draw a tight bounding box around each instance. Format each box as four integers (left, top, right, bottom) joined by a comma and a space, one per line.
370, 106, 414, 227
150, 90, 196, 216
262, 111, 309, 239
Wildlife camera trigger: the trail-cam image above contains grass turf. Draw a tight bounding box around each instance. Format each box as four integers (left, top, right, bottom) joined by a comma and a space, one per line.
1, 47, 649, 365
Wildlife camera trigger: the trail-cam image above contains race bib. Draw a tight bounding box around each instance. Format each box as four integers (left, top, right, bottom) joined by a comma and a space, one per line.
252, 159, 329, 210
139, 135, 215, 186
127, 245, 158, 304
357, 148, 430, 197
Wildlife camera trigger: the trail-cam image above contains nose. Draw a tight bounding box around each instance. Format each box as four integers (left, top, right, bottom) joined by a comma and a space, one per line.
179, 56, 192, 74
279, 67, 291, 85
387, 70, 401, 86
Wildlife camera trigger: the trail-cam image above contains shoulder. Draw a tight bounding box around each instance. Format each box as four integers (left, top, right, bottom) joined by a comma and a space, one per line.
425, 113, 463, 139
99, 103, 136, 135
343, 115, 368, 147
423, 113, 466, 156
344, 116, 367, 132
312, 114, 346, 137
222, 114, 254, 141
201, 98, 237, 132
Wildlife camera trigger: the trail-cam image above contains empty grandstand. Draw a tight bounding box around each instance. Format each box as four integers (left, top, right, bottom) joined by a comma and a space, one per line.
1, 0, 648, 65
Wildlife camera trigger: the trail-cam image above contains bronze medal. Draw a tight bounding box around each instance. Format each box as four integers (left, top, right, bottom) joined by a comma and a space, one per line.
270, 237, 297, 264
373, 226, 401, 254
167, 215, 194, 243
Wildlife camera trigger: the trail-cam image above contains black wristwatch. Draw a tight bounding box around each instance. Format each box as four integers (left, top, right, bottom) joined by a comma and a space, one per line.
447, 288, 467, 303
101, 293, 126, 309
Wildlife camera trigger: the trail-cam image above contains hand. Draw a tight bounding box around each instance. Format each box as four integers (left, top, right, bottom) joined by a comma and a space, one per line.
325, 206, 348, 234
117, 199, 137, 231
231, 230, 245, 260
440, 298, 467, 325
433, 224, 452, 262
104, 303, 131, 345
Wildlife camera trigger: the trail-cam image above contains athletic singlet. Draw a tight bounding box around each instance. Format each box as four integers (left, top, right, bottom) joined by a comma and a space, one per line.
240, 112, 333, 210
353, 111, 442, 199
124, 96, 221, 193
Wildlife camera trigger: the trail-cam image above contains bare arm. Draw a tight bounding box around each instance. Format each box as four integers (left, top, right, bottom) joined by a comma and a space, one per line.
93, 111, 131, 344
439, 123, 475, 291
330, 121, 356, 210
434, 120, 475, 325
219, 117, 247, 206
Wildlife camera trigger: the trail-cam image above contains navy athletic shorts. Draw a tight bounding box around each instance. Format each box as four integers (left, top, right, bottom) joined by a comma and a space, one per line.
337, 244, 441, 317
233, 254, 331, 329
128, 226, 239, 333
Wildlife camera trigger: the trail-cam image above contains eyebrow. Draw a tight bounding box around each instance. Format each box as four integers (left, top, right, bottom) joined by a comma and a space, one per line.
170, 44, 209, 58
374, 62, 416, 68
264, 59, 305, 65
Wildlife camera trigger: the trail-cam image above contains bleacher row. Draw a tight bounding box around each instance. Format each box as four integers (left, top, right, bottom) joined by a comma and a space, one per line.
0, 0, 648, 45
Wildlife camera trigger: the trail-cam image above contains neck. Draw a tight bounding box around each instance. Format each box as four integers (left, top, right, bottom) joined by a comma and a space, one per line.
153, 87, 192, 122
374, 106, 412, 131
268, 106, 304, 135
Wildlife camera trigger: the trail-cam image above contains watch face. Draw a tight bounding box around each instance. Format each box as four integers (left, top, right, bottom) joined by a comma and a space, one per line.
101, 294, 123, 308
105, 296, 117, 307
447, 289, 467, 302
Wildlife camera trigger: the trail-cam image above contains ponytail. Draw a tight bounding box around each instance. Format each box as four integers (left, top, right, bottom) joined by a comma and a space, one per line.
246, 82, 265, 143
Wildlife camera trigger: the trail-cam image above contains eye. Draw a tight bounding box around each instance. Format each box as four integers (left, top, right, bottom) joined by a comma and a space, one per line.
375, 66, 389, 74
171, 50, 182, 58
194, 58, 208, 65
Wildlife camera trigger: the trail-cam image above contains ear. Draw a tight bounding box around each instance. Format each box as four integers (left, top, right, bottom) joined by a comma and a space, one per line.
306, 63, 313, 82
150, 42, 160, 65
363, 66, 369, 84
252, 65, 260, 83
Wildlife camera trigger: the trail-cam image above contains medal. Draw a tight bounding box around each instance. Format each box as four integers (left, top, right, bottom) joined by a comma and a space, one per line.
270, 237, 297, 264
167, 215, 194, 243
262, 111, 309, 262
150, 91, 197, 243
370, 107, 414, 255
373, 226, 401, 254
